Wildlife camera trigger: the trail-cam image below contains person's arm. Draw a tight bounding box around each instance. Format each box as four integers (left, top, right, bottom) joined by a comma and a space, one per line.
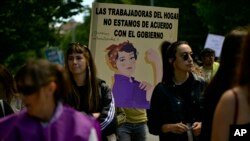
97, 81, 116, 132
116, 107, 126, 127
145, 48, 162, 101
147, 83, 170, 135
147, 84, 162, 135
211, 90, 235, 141
145, 48, 162, 84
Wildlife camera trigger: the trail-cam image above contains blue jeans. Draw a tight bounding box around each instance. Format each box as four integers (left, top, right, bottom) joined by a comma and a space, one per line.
117, 122, 146, 141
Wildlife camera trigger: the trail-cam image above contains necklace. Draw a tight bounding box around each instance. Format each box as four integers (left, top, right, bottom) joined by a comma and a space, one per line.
172, 79, 186, 85
172, 74, 189, 85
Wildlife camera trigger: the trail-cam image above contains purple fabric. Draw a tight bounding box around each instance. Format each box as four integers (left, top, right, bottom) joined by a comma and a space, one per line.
112, 74, 150, 109
0, 104, 101, 141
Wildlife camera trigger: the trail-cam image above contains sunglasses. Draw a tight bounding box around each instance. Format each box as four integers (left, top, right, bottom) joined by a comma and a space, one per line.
181, 52, 195, 61
18, 85, 39, 96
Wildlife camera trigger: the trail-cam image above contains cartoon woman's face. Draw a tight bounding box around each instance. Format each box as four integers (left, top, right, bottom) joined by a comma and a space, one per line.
116, 51, 136, 77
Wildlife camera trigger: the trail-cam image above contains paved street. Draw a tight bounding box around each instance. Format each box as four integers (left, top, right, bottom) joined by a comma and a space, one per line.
146, 126, 159, 141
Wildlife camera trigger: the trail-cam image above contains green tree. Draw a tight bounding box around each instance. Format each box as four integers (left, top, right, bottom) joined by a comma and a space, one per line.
59, 6, 91, 55
0, 0, 85, 73
194, 0, 250, 34
152, 0, 208, 55
65, 0, 250, 63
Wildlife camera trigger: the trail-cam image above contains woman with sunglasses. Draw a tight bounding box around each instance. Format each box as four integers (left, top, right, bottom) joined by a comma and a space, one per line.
0, 59, 101, 141
147, 41, 206, 141
64, 43, 116, 141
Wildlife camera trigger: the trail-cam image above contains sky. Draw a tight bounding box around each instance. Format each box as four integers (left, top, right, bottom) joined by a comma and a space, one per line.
72, 0, 94, 22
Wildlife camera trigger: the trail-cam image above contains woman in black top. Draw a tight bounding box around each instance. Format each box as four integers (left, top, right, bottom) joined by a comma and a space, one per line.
64, 42, 116, 141
147, 41, 206, 141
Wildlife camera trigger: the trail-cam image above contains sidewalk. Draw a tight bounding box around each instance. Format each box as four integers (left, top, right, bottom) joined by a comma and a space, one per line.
146, 126, 159, 141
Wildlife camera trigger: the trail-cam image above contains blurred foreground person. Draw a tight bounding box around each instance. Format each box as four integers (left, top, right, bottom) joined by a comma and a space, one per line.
211, 27, 250, 141
200, 26, 248, 141
0, 59, 101, 141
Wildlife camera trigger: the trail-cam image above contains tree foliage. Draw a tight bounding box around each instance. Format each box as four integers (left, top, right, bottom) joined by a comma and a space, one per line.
2, 0, 250, 73
59, 6, 91, 52
93, 0, 250, 55
0, 0, 84, 72
194, 0, 250, 34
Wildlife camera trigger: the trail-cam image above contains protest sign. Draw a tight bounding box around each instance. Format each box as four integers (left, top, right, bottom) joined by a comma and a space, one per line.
204, 33, 225, 57
89, 2, 179, 108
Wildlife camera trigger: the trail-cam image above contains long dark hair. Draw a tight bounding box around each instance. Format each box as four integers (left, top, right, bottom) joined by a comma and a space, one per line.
160, 41, 171, 82
65, 42, 100, 112
237, 26, 250, 103
162, 41, 189, 83
0, 64, 17, 103
200, 27, 248, 141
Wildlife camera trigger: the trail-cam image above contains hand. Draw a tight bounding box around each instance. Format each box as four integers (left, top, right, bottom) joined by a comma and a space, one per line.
163, 122, 189, 134
145, 48, 161, 64
139, 81, 152, 91
192, 122, 202, 136
92, 112, 101, 119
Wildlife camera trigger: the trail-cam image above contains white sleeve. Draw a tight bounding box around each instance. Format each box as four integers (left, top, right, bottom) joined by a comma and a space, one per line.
88, 128, 98, 141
